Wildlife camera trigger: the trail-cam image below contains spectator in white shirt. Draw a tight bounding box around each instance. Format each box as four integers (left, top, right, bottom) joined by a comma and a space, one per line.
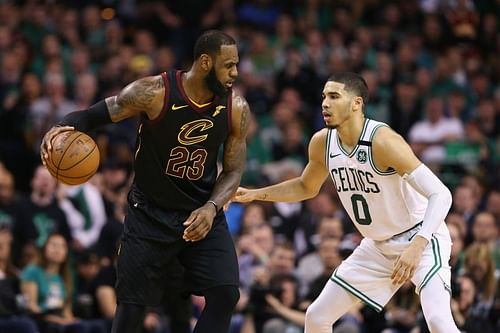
409, 96, 464, 164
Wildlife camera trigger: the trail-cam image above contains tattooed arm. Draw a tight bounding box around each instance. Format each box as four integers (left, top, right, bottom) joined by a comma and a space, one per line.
105, 75, 165, 122
41, 76, 165, 162
182, 93, 250, 242
208, 93, 250, 208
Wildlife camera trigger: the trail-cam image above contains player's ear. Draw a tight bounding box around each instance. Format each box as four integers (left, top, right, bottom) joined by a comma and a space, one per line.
352, 96, 363, 112
200, 54, 212, 71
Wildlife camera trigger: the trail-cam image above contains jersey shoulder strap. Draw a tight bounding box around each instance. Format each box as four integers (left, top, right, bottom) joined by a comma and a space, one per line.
360, 119, 389, 145
362, 119, 396, 175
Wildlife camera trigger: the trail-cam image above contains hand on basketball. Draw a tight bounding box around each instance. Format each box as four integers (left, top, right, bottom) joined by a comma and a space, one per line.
391, 236, 428, 285
183, 203, 217, 242
40, 126, 74, 165
232, 187, 257, 203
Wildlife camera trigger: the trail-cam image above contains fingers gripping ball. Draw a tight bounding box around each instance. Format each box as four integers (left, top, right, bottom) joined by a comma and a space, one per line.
45, 131, 100, 185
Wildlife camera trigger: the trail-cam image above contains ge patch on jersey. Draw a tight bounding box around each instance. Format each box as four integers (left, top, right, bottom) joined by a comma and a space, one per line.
357, 150, 367, 163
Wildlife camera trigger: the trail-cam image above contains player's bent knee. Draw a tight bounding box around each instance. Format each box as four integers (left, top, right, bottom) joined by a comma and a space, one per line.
205, 285, 240, 310
305, 302, 332, 331
223, 285, 240, 308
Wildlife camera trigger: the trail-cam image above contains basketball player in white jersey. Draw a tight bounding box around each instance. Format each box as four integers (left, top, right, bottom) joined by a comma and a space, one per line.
233, 72, 460, 332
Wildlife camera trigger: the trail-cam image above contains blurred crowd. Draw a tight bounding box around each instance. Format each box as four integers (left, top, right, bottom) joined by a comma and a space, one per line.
0, 0, 498, 333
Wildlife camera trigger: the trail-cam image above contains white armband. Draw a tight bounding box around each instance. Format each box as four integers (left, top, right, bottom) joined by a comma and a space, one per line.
403, 164, 452, 241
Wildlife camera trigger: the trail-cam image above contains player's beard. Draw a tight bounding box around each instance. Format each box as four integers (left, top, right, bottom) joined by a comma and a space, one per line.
205, 67, 229, 98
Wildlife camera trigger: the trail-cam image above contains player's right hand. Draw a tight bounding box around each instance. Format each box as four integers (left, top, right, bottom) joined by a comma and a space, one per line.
183, 203, 216, 242
232, 187, 256, 203
40, 126, 74, 165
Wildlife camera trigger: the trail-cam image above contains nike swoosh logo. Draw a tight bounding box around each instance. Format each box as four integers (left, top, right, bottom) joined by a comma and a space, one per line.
172, 104, 189, 111
330, 153, 341, 158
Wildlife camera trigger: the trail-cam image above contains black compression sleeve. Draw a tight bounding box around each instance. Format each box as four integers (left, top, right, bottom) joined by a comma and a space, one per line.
58, 100, 113, 132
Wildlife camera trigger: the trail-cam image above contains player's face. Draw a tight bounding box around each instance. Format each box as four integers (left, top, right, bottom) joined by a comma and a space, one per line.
206, 44, 238, 97
321, 81, 354, 129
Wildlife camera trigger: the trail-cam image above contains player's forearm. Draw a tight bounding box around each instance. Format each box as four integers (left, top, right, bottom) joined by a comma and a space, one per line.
418, 188, 452, 241
210, 136, 247, 209
251, 177, 318, 202
404, 164, 452, 241
209, 169, 243, 210
58, 100, 113, 132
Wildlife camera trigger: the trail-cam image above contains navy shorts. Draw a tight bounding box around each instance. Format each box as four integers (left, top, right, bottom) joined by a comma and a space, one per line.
115, 187, 239, 306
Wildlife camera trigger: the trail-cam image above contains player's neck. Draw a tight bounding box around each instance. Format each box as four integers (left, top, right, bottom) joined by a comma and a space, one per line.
337, 115, 366, 150
182, 70, 214, 105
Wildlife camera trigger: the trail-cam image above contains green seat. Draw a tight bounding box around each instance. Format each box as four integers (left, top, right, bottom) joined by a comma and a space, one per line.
444, 141, 481, 166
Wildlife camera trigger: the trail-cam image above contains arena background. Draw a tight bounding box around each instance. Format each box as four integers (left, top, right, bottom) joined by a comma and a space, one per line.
0, 1, 498, 333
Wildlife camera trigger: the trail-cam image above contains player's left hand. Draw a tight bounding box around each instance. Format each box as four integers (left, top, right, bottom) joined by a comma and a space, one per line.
183, 203, 217, 242
391, 236, 428, 285
40, 125, 74, 165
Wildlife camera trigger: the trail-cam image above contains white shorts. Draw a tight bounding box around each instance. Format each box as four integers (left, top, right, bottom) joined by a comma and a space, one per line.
331, 222, 452, 312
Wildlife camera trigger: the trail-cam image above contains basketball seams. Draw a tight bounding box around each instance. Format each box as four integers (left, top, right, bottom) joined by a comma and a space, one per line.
44, 158, 59, 177
48, 165, 97, 179
53, 132, 84, 180
58, 143, 97, 171
46, 131, 99, 185
50, 131, 82, 167
57, 174, 93, 185
45, 159, 95, 184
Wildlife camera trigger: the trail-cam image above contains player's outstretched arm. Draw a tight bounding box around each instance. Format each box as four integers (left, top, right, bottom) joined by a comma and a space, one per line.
41, 75, 165, 163
234, 129, 329, 203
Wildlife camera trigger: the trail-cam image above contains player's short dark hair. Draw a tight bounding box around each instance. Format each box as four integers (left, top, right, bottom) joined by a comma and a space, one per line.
328, 72, 369, 103
193, 30, 236, 60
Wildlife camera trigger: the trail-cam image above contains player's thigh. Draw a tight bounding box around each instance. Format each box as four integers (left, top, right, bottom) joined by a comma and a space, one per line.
180, 214, 239, 293
116, 235, 183, 305
412, 224, 452, 294
116, 206, 184, 305
332, 238, 397, 312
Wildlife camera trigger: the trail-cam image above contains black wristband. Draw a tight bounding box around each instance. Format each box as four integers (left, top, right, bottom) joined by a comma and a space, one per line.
59, 100, 112, 132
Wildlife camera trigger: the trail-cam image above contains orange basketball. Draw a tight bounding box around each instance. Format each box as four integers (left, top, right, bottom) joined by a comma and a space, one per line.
45, 131, 100, 185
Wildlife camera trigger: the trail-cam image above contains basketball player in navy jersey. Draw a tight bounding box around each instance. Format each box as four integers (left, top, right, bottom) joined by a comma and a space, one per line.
41, 30, 249, 333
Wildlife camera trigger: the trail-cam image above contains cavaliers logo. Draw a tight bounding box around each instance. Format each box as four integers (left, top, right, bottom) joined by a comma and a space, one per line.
178, 119, 214, 145
357, 150, 367, 163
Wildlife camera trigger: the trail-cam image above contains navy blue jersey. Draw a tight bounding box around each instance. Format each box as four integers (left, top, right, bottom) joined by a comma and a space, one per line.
133, 70, 232, 211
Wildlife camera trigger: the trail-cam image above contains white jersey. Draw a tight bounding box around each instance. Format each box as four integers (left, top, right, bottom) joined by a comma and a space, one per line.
327, 119, 427, 241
